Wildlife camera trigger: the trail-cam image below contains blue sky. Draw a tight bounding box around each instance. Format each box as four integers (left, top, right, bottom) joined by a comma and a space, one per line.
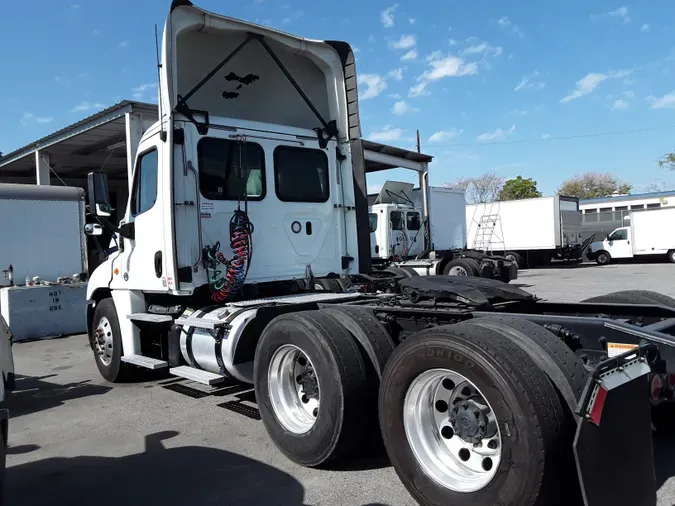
2, 0, 675, 196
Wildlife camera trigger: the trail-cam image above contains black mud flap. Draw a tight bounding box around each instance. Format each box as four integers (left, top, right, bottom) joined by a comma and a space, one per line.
574, 344, 658, 506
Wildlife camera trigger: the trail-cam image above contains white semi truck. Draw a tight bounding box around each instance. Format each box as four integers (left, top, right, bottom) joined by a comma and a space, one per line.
587, 206, 675, 265
466, 195, 588, 268
368, 181, 517, 280
82, 3, 675, 505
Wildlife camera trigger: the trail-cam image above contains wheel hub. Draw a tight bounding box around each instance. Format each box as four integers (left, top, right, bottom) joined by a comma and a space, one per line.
450, 399, 496, 444
94, 316, 114, 366
269, 344, 320, 434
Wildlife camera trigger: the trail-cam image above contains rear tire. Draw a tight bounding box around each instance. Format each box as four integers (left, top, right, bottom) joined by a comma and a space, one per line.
379, 321, 575, 506
504, 251, 523, 269
313, 278, 343, 292
443, 258, 479, 277
582, 290, 675, 307
90, 298, 136, 383
253, 310, 369, 467
668, 250, 675, 264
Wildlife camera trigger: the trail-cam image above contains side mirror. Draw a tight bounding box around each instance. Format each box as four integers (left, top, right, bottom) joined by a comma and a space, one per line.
84, 223, 104, 236
87, 172, 112, 217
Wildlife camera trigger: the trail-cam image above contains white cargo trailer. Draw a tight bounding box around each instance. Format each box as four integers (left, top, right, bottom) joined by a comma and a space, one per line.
587, 206, 675, 265
0, 184, 89, 341
466, 195, 585, 268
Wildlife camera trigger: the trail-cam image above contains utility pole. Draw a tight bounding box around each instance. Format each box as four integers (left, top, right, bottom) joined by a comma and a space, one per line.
416, 129, 421, 153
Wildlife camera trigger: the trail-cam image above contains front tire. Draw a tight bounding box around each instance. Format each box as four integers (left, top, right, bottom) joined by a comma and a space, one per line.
90, 298, 135, 383
595, 251, 611, 265
379, 322, 574, 506
254, 311, 369, 467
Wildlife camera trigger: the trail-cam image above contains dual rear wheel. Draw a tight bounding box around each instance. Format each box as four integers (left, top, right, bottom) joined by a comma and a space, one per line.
254, 311, 583, 505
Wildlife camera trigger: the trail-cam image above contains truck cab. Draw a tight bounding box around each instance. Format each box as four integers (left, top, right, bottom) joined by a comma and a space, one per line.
588, 226, 632, 265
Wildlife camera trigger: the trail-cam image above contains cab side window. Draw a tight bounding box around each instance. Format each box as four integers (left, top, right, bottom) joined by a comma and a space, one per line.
609, 229, 628, 241
131, 149, 159, 216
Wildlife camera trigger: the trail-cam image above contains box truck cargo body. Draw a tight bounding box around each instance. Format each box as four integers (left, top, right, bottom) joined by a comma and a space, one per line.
466, 195, 584, 268
587, 206, 675, 265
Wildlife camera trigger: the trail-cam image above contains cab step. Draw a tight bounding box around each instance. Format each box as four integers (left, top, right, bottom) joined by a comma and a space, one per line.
174, 317, 227, 330
121, 354, 168, 370
127, 313, 174, 324
170, 366, 227, 386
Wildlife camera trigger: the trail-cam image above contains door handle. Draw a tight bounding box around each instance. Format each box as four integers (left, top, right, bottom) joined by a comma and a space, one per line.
154, 251, 162, 278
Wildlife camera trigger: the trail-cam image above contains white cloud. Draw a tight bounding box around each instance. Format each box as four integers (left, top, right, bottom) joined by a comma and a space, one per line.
367, 34, 376, 43
449, 39, 458, 46
92, 29, 101, 36
118, 40, 130, 48
409, 81, 429, 97
389, 34, 416, 49
387, 68, 405, 81
477, 124, 516, 141
370, 126, 403, 142
392, 100, 419, 115
648, 91, 675, 109
623, 90, 635, 98
611, 99, 629, 110
641, 23, 650, 32
422, 52, 478, 81
514, 71, 546, 92
592, 7, 631, 23
497, 16, 525, 37
541, 133, 552, 140
358, 74, 387, 99
560, 69, 631, 103
20, 112, 53, 126
408, 52, 477, 97
401, 49, 417, 61
381, 4, 398, 27
71, 101, 105, 112
461, 41, 503, 57
132, 82, 156, 100
409, 18, 416, 24
428, 129, 462, 143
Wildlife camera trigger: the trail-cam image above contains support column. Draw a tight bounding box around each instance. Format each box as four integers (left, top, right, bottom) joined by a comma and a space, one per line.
125, 112, 144, 186
35, 150, 51, 185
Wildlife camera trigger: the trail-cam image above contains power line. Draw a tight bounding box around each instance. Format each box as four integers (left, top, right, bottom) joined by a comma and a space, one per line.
421, 124, 675, 148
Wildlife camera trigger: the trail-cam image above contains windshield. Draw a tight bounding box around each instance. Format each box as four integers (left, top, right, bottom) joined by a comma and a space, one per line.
608, 229, 628, 241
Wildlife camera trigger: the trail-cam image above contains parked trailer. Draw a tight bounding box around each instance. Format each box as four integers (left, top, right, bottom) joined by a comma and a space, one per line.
368, 181, 516, 282
587, 206, 675, 265
83, 3, 673, 505
0, 184, 88, 287
466, 195, 587, 268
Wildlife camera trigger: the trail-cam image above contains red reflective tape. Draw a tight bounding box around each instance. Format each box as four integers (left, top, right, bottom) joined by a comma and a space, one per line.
590, 386, 608, 426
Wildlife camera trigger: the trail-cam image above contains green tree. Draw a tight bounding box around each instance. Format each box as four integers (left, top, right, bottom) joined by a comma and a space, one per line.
557, 172, 632, 199
498, 175, 542, 201
658, 152, 675, 171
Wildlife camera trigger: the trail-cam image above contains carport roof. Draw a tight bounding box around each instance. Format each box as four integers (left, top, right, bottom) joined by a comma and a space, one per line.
0, 100, 158, 182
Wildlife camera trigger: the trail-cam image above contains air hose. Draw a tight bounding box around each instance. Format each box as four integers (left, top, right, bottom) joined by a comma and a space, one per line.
203, 209, 254, 302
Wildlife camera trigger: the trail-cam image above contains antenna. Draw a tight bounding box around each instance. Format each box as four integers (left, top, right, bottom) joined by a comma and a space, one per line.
154, 24, 166, 141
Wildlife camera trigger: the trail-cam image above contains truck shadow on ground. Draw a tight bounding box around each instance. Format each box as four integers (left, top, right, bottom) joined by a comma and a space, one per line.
5, 374, 111, 419
655, 431, 675, 489
6, 430, 312, 506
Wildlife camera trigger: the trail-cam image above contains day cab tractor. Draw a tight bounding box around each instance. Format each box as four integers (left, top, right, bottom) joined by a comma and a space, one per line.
84, 2, 675, 505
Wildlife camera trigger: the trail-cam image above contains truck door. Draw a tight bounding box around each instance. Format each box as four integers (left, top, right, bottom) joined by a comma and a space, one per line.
369, 212, 379, 258
405, 210, 424, 256
606, 227, 632, 259
112, 133, 168, 291
389, 210, 405, 258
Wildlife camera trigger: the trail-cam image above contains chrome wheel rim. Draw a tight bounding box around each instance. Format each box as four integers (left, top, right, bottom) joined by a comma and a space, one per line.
268, 344, 320, 434
403, 368, 502, 493
449, 266, 468, 276
94, 316, 114, 366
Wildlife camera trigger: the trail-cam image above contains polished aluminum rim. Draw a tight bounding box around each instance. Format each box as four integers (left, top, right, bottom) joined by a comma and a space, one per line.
403, 368, 502, 493
94, 316, 114, 366
448, 266, 468, 276
268, 344, 320, 434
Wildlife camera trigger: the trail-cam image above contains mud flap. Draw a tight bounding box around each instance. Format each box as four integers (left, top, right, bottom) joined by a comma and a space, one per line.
574, 344, 657, 506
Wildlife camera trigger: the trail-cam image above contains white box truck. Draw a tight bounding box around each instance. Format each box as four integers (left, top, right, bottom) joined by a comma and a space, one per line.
587, 206, 675, 265
466, 195, 586, 268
